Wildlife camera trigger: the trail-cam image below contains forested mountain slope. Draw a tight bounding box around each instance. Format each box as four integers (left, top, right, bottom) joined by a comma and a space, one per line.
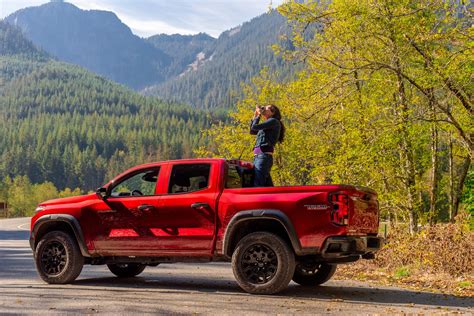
0, 22, 215, 191
147, 33, 216, 80
0, 20, 47, 59
145, 10, 297, 109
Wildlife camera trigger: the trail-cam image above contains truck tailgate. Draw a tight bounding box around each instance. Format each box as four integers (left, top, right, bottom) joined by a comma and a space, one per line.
348, 187, 379, 234
329, 186, 379, 234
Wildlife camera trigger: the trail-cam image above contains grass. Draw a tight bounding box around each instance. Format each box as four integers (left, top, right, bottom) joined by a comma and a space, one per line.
394, 266, 411, 278
458, 281, 472, 288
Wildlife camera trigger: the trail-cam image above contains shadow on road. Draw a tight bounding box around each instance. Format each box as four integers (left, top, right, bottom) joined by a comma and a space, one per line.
0, 230, 29, 240
68, 274, 473, 309
0, 228, 35, 280
0, 247, 36, 279
1, 228, 472, 310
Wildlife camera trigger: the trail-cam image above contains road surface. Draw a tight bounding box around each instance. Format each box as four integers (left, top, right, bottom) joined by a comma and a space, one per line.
0, 217, 472, 314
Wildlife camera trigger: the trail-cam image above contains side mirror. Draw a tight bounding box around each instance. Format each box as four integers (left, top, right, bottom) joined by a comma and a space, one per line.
96, 187, 108, 200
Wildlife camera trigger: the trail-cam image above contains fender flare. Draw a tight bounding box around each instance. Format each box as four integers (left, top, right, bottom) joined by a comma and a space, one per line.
30, 214, 91, 257
222, 209, 318, 257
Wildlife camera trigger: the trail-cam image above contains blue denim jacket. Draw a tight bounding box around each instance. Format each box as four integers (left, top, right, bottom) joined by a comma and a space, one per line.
250, 117, 281, 150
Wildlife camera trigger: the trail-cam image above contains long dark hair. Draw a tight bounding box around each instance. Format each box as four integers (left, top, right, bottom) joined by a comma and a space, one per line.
268, 104, 285, 143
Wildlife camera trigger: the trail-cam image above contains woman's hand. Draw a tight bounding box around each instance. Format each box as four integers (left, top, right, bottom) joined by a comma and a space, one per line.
254, 106, 261, 119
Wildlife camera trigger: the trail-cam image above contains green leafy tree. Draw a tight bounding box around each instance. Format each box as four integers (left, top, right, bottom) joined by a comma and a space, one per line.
59, 187, 82, 198
200, 0, 472, 233
7, 176, 34, 217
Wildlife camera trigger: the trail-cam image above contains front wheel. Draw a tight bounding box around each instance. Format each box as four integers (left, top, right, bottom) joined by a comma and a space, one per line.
107, 263, 146, 277
232, 232, 295, 294
292, 262, 336, 286
34, 231, 84, 284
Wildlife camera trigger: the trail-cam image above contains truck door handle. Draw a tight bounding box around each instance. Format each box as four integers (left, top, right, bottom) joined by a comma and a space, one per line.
138, 204, 155, 211
191, 202, 210, 209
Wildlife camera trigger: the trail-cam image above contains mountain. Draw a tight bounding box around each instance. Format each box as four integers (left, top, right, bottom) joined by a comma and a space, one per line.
0, 20, 47, 58
4, 1, 170, 89
5, 2, 297, 109
147, 33, 216, 79
0, 22, 217, 191
143, 10, 296, 109
0, 21, 49, 92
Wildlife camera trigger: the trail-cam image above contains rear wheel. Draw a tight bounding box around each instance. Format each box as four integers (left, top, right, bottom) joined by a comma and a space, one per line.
232, 232, 295, 294
292, 261, 336, 286
35, 231, 84, 284
107, 263, 146, 277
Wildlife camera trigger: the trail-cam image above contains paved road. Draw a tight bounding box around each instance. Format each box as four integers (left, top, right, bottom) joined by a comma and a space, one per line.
0, 217, 472, 315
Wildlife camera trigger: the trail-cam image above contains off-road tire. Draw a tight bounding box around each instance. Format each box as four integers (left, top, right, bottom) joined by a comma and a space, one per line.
292, 262, 336, 286
232, 232, 295, 294
107, 263, 146, 277
34, 230, 84, 284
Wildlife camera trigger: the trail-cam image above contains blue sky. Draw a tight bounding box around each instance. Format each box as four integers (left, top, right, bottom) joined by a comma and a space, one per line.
0, 0, 286, 38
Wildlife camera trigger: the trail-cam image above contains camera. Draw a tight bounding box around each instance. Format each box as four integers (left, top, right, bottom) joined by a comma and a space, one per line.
258, 106, 266, 113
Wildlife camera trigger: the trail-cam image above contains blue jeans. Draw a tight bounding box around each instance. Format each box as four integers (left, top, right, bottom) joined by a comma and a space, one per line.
253, 154, 274, 187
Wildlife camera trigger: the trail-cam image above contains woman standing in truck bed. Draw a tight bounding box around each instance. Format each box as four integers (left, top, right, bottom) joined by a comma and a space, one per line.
250, 104, 285, 187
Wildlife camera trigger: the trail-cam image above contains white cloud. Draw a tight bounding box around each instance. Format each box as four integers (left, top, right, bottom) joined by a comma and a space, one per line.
115, 13, 200, 37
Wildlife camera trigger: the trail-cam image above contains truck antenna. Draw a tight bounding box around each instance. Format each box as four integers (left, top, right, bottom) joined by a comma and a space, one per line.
238, 146, 246, 160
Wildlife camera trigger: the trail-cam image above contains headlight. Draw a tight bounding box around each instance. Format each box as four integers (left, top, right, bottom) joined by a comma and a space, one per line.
35, 206, 46, 213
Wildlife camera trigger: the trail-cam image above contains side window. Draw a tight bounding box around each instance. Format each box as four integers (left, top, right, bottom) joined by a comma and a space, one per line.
111, 168, 160, 197
241, 167, 255, 187
226, 165, 242, 189
168, 164, 211, 194
225, 163, 254, 188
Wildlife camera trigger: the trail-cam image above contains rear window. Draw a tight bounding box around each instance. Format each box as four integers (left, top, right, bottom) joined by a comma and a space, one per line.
225, 164, 254, 188
168, 164, 211, 194
226, 165, 242, 188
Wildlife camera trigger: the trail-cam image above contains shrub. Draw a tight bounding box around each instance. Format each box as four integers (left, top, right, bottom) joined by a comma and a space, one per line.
375, 212, 473, 277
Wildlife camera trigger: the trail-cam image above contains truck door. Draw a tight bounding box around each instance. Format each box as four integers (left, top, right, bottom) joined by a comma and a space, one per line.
151, 162, 218, 255
92, 166, 162, 255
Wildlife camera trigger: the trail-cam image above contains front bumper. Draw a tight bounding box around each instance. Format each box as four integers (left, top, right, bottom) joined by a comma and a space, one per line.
321, 236, 383, 259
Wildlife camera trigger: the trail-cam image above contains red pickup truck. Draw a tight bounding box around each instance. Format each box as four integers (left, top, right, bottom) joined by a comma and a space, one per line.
30, 158, 382, 294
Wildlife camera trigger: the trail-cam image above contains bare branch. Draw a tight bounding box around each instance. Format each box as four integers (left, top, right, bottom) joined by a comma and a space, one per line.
357, 58, 473, 153
406, 35, 473, 115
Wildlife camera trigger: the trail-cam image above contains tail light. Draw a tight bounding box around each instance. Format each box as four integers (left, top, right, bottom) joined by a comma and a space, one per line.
329, 192, 349, 225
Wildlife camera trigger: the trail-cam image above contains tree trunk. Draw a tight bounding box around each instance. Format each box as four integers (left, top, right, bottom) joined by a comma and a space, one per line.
453, 156, 471, 220
395, 65, 418, 234
386, 13, 419, 234
448, 133, 454, 221
428, 92, 439, 225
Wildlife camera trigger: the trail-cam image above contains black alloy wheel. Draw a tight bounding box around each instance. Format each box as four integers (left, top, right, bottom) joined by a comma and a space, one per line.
232, 232, 295, 294
240, 243, 278, 284
35, 231, 84, 284
292, 262, 337, 286
40, 240, 67, 276
107, 263, 146, 277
